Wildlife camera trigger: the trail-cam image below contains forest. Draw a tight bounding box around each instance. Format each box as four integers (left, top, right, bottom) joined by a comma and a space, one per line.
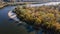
13, 4, 60, 34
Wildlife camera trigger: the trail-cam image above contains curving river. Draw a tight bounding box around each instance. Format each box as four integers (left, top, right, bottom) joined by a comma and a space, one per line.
0, 6, 28, 34
0, 2, 60, 34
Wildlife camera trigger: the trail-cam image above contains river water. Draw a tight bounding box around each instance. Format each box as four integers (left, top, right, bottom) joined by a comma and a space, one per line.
0, 4, 44, 34
0, 6, 28, 34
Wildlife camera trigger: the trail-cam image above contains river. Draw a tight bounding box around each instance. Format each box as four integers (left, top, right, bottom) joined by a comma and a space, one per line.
0, 2, 60, 34
0, 6, 28, 34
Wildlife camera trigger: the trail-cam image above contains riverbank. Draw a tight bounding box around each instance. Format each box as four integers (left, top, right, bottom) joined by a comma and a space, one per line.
0, 1, 49, 9
0, 2, 41, 9
1, 1, 60, 9
0, 4, 8, 9
0, 2, 8, 9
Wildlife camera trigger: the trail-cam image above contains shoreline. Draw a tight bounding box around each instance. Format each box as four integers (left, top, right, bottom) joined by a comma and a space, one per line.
8, 10, 27, 24
0, 4, 7, 9
1, 2, 60, 9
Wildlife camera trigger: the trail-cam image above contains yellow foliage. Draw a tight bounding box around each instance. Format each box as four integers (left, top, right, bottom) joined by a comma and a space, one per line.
13, 4, 60, 32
